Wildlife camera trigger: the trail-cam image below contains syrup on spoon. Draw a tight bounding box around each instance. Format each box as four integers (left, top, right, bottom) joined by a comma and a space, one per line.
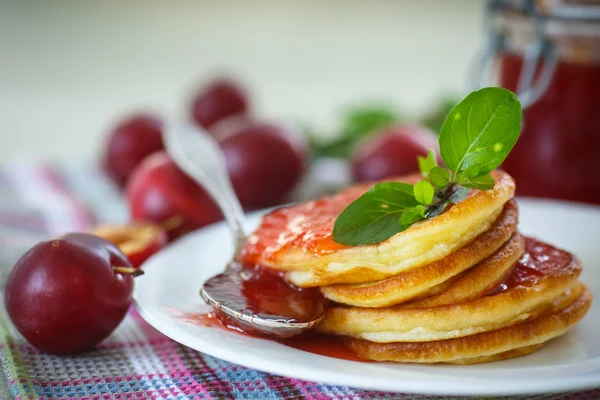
163, 122, 328, 338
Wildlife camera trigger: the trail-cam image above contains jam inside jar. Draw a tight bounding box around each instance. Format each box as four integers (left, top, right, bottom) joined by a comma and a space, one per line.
486, 2, 600, 204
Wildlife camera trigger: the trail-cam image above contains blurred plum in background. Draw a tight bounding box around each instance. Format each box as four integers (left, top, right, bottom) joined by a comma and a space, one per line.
215, 121, 309, 209
351, 124, 438, 182
126, 151, 222, 241
102, 113, 164, 187
190, 79, 248, 129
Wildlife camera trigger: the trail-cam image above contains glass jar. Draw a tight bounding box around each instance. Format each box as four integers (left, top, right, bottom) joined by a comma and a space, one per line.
474, 0, 600, 204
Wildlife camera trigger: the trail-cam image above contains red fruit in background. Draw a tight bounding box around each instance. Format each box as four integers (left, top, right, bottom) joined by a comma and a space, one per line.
4, 233, 134, 354
126, 151, 222, 240
103, 113, 164, 187
191, 79, 248, 129
215, 122, 308, 209
91, 223, 168, 268
351, 124, 438, 182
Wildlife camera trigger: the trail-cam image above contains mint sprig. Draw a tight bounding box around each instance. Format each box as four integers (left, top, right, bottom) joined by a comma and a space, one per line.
332, 87, 521, 246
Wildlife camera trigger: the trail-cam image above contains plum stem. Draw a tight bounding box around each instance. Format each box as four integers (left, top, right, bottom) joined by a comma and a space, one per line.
113, 266, 144, 277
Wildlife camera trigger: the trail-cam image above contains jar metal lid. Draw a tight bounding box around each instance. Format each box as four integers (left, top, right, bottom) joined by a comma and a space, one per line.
491, 0, 600, 23
471, 0, 600, 109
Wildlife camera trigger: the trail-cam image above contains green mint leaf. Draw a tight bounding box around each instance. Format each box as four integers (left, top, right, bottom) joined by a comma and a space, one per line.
413, 180, 435, 205
438, 87, 521, 178
459, 173, 495, 190
332, 182, 420, 246
457, 174, 470, 185
465, 166, 480, 178
429, 166, 450, 188
399, 205, 426, 227
417, 149, 438, 177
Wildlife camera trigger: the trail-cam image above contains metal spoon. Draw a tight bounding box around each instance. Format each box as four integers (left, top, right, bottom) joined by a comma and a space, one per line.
163, 122, 327, 338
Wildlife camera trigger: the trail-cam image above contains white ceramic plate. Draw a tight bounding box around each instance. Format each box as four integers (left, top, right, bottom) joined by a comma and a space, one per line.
134, 198, 600, 396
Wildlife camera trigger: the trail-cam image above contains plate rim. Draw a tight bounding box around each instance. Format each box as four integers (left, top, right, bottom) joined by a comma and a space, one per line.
134, 198, 600, 396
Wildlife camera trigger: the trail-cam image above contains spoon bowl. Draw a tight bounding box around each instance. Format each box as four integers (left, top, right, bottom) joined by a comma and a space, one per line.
201, 262, 328, 339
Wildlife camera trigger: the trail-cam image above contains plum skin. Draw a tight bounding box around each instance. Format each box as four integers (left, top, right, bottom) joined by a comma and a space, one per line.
351, 124, 439, 182
103, 113, 164, 187
191, 79, 248, 129
4, 233, 134, 354
216, 122, 308, 209
126, 151, 223, 240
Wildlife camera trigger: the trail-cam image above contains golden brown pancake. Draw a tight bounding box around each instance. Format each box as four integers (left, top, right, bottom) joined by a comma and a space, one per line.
343, 284, 591, 364
240, 170, 516, 288
316, 238, 582, 342
446, 344, 543, 365
402, 232, 524, 309
321, 200, 520, 307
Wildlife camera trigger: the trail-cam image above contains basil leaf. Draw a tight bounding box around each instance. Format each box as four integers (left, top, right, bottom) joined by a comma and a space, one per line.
417, 149, 438, 177
429, 167, 450, 188
439, 87, 521, 178
413, 180, 435, 205
459, 173, 495, 190
399, 205, 426, 227
457, 174, 469, 185
332, 182, 420, 246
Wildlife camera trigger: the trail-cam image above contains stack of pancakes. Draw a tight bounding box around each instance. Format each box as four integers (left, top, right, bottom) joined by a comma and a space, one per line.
240, 170, 592, 364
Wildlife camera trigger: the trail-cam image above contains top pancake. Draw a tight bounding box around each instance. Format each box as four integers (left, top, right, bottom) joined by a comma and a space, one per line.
239, 170, 516, 287
320, 200, 520, 307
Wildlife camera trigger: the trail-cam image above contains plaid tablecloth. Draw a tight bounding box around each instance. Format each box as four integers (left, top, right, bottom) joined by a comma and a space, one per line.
0, 162, 599, 400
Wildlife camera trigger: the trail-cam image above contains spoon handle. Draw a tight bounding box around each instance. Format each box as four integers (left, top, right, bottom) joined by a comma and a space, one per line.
164, 121, 247, 253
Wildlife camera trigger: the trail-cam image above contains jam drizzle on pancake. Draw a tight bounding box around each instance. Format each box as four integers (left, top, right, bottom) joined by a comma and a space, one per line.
240, 175, 425, 263
489, 238, 572, 295
240, 185, 371, 262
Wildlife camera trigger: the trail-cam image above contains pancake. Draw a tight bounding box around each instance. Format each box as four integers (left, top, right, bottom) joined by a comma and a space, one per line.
446, 344, 543, 365
343, 283, 591, 364
315, 238, 582, 342
240, 170, 516, 288
402, 232, 524, 309
321, 200, 520, 308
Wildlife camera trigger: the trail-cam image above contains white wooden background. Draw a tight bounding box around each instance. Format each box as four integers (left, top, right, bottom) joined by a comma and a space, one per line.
0, 0, 484, 163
